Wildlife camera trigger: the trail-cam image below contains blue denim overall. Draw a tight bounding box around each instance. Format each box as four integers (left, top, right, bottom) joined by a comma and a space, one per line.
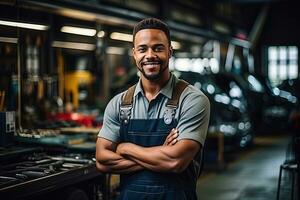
118, 81, 199, 200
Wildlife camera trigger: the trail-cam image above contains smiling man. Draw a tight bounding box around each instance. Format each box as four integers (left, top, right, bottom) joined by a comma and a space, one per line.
96, 18, 210, 200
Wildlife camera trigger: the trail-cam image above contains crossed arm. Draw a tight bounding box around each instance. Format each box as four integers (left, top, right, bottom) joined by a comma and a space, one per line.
95, 129, 201, 174
95, 138, 143, 173
117, 139, 200, 173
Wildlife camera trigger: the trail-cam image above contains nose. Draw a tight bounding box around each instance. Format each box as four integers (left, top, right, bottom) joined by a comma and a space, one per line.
145, 48, 156, 59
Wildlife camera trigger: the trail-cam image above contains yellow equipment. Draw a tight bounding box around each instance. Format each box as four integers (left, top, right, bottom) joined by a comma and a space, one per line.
64, 71, 93, 109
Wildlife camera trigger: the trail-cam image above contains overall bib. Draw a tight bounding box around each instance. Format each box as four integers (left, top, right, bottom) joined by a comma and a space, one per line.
118, 80, 199, 200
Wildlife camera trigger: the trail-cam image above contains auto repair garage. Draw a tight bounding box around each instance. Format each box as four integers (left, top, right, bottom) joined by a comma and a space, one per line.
0, 0, 299, 200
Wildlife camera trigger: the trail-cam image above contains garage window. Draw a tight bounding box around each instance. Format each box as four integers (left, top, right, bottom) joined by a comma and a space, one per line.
268, 46, 298, 86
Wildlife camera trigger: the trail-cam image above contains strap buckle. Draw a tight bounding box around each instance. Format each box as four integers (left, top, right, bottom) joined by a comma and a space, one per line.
163, 106, 176, 125
120, 105, 132, 124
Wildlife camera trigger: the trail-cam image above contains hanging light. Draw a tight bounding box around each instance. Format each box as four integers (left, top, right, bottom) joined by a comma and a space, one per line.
0, 20, 48, 30
110, 32, 133, 42
61, 26, 96, 36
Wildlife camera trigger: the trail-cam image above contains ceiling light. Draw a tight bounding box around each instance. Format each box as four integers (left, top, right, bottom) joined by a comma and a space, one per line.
97, 30, 105, 38
0, 20, 48, 30
61, 26, 96, 36
106, 47, 125, 55
110, 32, 133, 42
0, 37, 18, 43
171, 41, 181, 50
52, 41, 95, 51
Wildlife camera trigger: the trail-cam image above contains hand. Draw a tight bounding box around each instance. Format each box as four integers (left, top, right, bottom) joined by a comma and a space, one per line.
116, 142, 129, 155
163, 128, 179, 146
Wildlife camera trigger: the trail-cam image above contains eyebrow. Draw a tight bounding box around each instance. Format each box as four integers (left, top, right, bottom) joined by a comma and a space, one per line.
136, 43, 166, 48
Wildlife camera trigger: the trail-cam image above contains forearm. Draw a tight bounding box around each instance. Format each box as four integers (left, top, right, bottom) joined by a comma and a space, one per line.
118, 141, 199, 173
96, 138, 144, 173
96, 157, 142, 173
95, 129, 180, 173
96, 148, 143, 173
123, 146, 178, 172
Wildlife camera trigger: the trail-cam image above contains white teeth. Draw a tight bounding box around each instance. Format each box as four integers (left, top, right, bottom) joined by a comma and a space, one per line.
144, 62, 159, 66
145, 64, 159, 67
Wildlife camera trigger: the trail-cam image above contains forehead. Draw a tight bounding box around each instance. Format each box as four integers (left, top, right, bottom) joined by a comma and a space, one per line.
134, 29, 168, 46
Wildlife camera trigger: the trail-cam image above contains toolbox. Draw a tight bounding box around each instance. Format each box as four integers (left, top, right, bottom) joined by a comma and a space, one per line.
0, 146, 105, 199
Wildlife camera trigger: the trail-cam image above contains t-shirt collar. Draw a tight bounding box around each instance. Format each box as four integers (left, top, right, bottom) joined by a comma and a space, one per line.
134, 73, 176, 99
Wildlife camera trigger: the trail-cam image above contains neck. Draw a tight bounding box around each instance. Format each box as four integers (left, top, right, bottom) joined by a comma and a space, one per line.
141, 72, 171, 101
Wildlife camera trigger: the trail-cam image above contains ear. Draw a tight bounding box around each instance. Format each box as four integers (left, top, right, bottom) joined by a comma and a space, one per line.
132, 47, 136, 59
169, 45, 173, 58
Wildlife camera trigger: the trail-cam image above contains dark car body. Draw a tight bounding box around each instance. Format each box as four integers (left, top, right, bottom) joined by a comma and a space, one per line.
213, 72, 297, 133
278, 78, 300, 106
255, 75, 298, 131
175, 71, 253, 151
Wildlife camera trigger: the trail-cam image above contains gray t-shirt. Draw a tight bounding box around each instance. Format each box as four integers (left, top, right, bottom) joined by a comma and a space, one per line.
98, 73, 210, 146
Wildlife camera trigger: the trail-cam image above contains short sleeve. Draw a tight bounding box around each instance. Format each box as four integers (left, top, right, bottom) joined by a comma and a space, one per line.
177, 85, 210, 146
98, 93, 123, 143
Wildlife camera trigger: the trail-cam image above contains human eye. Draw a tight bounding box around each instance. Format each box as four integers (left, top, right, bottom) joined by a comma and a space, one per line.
154, 45, 165, 52
137, 46, 146, 52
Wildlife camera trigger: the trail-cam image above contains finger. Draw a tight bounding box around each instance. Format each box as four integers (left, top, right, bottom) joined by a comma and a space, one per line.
166, 132, 179, 145
164, 129, 179, 145
171, 138, 178, 145
165, 129, 176, 142
169, 133, 178, 143
166, 131, 177, 142
167, 128, 176, 138
169, 131, 178, 141
166, 138, 178, 146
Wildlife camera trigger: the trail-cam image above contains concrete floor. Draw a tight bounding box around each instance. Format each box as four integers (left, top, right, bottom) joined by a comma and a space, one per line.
197, 135, 293, 200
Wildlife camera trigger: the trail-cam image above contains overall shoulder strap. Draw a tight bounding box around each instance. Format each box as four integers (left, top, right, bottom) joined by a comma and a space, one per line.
120, 84, 136, 124
123, 79, 188, 107
121, 84, 136, 107
163, 79, 189, 125
165, 79, 205, 177
166, 79, 189, 108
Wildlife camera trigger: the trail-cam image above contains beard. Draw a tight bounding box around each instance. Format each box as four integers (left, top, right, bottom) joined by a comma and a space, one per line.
137, 61, 168, 81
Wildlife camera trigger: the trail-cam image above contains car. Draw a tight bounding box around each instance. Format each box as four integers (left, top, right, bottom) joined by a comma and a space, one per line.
278, 78, 300, 106
213, 72, 297, 133
253, 74, 298, 132
174, 70, 253, 151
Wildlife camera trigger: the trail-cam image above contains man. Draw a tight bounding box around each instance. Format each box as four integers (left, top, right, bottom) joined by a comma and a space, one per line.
96, 18, 210, 199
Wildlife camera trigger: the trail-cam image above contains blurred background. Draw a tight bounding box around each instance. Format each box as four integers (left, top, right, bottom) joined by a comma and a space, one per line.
0, 0, 299, 200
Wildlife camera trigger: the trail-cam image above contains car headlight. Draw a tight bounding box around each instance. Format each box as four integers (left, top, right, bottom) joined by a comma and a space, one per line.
238, 121, 251, 131
209, 123, 237, 136
264, 106, 288, 117
220, 124, 237, 136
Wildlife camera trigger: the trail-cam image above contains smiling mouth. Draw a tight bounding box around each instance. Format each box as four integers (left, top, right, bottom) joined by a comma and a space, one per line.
142, 61, 161, 68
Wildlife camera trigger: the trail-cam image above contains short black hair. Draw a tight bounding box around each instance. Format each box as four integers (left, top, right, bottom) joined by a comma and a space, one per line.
133, 18, 171, 46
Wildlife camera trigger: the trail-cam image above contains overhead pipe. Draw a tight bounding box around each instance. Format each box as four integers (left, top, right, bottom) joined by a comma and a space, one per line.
248, 3, 270, 50
18, 0, 251, 48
